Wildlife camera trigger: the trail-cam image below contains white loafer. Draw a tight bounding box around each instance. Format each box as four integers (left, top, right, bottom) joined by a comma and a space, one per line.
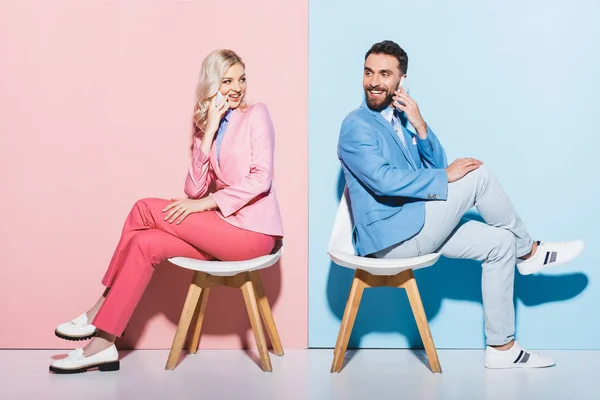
55, 313, 98, 341
49, 345, 119, 374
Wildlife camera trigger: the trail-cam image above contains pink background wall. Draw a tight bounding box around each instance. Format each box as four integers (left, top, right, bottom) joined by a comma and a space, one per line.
0, 1, 308, 349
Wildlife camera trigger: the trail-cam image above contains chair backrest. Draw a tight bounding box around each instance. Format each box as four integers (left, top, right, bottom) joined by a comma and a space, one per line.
328, 187, 356, 255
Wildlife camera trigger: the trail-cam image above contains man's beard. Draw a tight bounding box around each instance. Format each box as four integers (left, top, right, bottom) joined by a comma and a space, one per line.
365, 89, 394, 112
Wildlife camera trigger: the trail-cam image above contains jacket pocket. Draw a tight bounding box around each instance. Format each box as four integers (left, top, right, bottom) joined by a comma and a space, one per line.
364, 207, 402, 226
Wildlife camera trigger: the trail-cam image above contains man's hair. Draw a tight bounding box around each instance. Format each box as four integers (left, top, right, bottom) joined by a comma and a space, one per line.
365, 40, 408, 74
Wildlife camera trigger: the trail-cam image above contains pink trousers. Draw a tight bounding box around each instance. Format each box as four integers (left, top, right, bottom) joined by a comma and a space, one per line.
92, 198, 276, 336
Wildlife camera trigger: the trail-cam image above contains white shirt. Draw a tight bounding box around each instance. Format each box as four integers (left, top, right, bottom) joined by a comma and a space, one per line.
380, 106, 406, 148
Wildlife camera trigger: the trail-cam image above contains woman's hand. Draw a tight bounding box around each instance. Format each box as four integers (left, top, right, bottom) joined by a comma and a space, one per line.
199, 95, 230, 154
204, 95, 230, 137
162, 196, 217, 224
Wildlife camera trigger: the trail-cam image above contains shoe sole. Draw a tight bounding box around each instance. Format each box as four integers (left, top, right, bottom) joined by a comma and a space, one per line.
49, 361, 120, 374
54, 329, 126, 341
518, 261, 567, 275
54, 330, 97, 341
485, 363, 555, 369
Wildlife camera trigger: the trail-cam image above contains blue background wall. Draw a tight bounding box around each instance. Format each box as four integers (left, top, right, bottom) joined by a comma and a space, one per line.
309, 0, 599, 349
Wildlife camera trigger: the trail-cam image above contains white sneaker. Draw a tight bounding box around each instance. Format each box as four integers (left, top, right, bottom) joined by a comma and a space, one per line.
55, 313, 98, 341
517, 240, 585, 275
485, 341, 555, 369
49, 345, 119, 374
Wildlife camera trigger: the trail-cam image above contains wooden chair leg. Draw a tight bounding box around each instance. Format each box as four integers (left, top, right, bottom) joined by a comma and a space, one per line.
249, 271, 284, 356
403, 272, 442, 373
188, 287, 211, 355
165, 272, 204, 370
240, 276, 272, 372
331, 270, 366, 373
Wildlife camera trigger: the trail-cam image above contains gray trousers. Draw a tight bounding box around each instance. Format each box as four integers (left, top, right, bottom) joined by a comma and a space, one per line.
373, 165, 534, 346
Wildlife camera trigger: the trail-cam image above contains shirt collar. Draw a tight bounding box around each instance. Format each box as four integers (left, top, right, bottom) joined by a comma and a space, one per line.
222, 108, 233, 122
380, 106, 396, 124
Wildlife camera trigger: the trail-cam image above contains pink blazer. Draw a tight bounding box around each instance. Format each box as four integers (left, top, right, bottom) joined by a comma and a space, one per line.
184, 103, 284, 237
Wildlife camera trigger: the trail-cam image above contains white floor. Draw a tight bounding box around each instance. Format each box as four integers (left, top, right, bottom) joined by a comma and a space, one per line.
0, 349, 597, 400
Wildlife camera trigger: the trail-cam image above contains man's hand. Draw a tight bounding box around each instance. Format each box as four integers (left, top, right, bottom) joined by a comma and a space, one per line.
446, 158, 483, 183
393, 87, 428, 138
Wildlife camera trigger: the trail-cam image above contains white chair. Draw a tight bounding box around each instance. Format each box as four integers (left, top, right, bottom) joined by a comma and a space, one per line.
328, 188, 442, 373
164, 240, 284, 371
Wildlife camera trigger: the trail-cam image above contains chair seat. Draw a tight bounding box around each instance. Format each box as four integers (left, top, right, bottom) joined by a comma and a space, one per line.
328, 250, 440, 276
168, 246, 283, 277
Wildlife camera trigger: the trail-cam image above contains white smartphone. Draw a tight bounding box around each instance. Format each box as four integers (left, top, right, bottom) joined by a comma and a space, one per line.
395, 76, 410, 107
215, 91, 226, 107
399, 76, 410, 94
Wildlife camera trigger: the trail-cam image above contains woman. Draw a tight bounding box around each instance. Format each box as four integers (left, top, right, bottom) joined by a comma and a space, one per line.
50, 49, 284, 374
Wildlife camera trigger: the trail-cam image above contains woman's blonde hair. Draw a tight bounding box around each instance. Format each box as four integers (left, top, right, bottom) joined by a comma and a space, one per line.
193, 49, 246, 132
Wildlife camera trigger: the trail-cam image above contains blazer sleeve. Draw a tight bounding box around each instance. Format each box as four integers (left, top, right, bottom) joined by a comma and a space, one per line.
338, 120, 448, 200
184, 136, 214, 199
210, 103, 274, 217
416, 125, 448, 169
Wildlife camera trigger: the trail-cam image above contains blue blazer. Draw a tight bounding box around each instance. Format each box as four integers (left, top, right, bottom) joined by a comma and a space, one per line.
337, 102, 449, 256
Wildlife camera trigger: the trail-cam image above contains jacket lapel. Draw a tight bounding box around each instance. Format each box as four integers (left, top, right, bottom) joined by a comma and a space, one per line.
211, 111, 237, 184
209, 144, 221, 182
362, 103, 417, 169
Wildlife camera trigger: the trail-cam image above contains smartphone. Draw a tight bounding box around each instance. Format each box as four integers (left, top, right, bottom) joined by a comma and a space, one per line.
395, 76, 410, 107
215, 91, 226, 106
398, 76, 409, 94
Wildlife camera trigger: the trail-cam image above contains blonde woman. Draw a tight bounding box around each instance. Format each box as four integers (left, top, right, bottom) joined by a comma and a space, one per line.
50, 49, 284, 374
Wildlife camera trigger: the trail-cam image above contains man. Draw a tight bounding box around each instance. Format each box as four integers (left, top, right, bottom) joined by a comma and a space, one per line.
337, 40, 585, 369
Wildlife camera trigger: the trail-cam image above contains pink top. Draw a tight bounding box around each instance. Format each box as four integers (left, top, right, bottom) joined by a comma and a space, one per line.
184, 103, 284, 237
